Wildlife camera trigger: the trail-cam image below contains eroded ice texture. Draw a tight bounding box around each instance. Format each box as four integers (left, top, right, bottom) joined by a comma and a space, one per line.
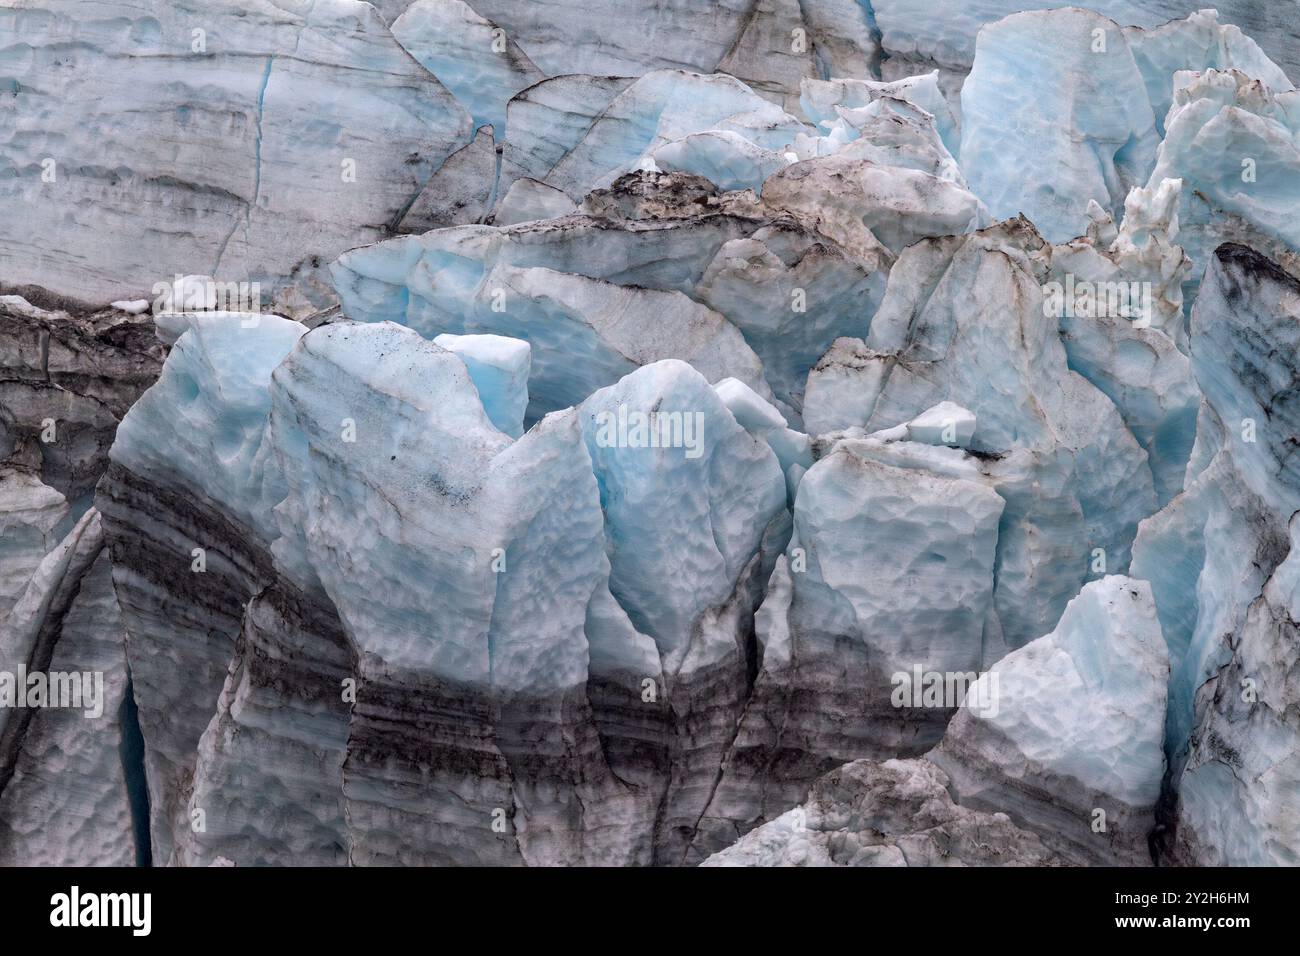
1130, 245, 1300, 866
960, 9, 1159, 243
0, 0, 471, 312
803, 218, 1157, 648
933, 576, 1168, 865
0, 513, 134, 867
707, 576, 1167, 866
332, 170, 902, 420
7, 0, 1300, 870
1145, 69, 1300, 300
703, 758, 1056, 867
872, 2, 1299, 96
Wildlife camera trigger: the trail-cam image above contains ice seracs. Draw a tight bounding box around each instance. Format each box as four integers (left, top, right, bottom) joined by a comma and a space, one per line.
708, 575, 1168, 867
1144, 68, 1300, 299
5, 0, 1300, 869
803, 218, 1157, 648
960, 9, 1159, 243
1132, 244, 1300, 865
932, 576, 1168, 865
433, 333, 531, 438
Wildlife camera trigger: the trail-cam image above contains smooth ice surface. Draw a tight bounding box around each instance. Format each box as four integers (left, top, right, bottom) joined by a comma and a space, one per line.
391, 0, 543, 140
905, 401, 976, 447
492, 179, 578, 226
433, 333, 531, 438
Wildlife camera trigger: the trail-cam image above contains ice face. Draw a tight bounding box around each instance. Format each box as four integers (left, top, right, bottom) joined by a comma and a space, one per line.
748, 575, 1169, 867
433, 333, 531, 438
391, 0, 543, 141
803, 219, 1158, 649
500, 70, 812, 203
0, 470, 68, 631
492, 179, 578, 227
712, 376, 812, 503
1175, 514, 1300, 865
0, 512, 135, 866
0, 0, 471, 311
960, 9, 1159, 243
938, 576, 1168, 810
696, 224, 886, 413
8, 0, 1300, 870
578, 360, 786, 664
1046, 179, 1199, 504
1145, 69, 1300, 303
1133, 245, 1300, 772
270, 321, 600, 691
398, 126, 500, 233
110, 314, 307, 541
464, 0, 878, 110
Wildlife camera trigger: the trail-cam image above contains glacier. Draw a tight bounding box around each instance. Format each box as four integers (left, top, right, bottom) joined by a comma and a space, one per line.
0, 0, 1299, 871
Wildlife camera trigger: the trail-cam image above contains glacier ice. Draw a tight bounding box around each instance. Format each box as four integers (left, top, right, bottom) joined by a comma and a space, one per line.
871, 2, 1300, 104
0, 469, 68, 630
1145, 68, 1300, 302
333, 170, 914, 420
1131, 245, 1300, 865
652, 131, 790, 194
3, 0, 1300, 872
0, 0, 472, 312
932, 576, 1168, 865
0, 510, 135, 866
803, 218, 1158, 647
709, 575, 1167, 866
902, 401, 977, 447
391, 0, 543, 140
397, 125, 500, 233
703, 758, 1056, 866
960, 9, 1159, 243
800, 72, 960, 158
493, 179, 579, 227
500, 70, 809, 201
433, 333, 531, 438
